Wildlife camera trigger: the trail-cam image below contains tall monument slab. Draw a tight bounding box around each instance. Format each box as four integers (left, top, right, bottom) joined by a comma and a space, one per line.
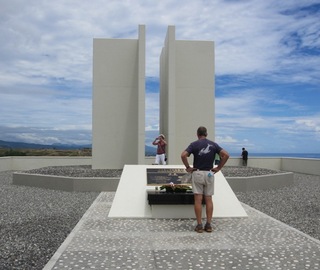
92, 25, 145, 169
160, 26, 215, 164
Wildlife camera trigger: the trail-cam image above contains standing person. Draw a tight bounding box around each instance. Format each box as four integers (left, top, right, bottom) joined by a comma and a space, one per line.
181, 126, 229, 233
241, 147, 248, 166
152, 134, 167, 165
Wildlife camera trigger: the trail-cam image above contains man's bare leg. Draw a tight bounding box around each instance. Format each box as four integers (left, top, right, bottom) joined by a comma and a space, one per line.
194, 194, 203, 224
204, 195, 213, 232
204, 195, 213, 223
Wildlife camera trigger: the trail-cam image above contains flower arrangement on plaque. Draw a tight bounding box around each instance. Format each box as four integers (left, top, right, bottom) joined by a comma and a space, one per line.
160, 182, 192, 193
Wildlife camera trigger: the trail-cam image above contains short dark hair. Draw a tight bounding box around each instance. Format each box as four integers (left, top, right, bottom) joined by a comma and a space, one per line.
197, 126, 207, 137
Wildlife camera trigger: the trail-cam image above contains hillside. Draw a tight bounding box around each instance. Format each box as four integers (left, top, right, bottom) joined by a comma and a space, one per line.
0, 140, 91, 150
0, 140, 157, 156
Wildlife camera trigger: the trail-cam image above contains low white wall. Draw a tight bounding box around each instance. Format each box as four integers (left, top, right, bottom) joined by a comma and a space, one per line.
0, 157, 12, 171
0, 156, 92, 171
282, 158, 320, 175
226, 172, 294, 192
13, 173, 119, 192
229, 157, 320, 175
147, 157, 283, 170
145, 157, 155, 165
226, 157, 282, 170
1, 156, 319, 176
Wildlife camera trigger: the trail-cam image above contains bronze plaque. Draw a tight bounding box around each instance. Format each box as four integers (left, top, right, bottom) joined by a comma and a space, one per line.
147, 168, 192, 186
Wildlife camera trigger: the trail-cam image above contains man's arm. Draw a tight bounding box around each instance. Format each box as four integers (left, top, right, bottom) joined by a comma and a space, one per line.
160, 137, 167, 145
212, 149, 230, 173
181, 150, 193, 173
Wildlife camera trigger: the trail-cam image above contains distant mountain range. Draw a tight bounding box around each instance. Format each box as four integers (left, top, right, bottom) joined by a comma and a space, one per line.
0, 140, 157, 155
0, 140, 91, 150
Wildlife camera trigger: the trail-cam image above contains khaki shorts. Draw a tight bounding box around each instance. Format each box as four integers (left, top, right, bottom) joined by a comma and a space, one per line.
192, 170, 215, 196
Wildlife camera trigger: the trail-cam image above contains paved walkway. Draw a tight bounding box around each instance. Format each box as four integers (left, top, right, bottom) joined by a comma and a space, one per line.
44, 192, 320, 270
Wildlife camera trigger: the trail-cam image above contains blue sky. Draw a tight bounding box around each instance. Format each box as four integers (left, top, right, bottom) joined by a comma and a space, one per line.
0, 0, 319, 154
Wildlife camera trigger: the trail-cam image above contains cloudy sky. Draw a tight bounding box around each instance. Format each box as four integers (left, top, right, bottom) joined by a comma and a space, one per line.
0, 0, 319, 154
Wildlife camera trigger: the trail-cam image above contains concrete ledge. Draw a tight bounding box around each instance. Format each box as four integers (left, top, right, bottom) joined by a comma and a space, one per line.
12, 173, 119, 192
12, 172, 294, 193
226, 172, 294, 192
2, 157, 320, 176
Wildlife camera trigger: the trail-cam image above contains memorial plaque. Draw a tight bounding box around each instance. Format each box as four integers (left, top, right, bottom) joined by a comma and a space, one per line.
147, 168, 192, 186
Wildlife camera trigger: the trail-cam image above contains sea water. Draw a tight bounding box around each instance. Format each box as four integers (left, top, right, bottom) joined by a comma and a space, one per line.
230, 153, 320, 159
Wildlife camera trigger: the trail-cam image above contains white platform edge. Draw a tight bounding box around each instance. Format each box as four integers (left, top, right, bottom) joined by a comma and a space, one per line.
108, 165, 247, 218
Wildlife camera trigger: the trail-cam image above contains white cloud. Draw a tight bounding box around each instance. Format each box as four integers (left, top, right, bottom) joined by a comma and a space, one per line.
0, 0, 319, 152
214, 84, 320, 152
295, 117, 320, 138
216, 135, 238, 144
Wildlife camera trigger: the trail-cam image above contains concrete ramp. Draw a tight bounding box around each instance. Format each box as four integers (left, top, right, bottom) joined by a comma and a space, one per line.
108, 165, 247, 218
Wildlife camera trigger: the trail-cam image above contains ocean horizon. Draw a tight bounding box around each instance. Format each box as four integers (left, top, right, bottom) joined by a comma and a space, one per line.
229, 153, 320, 159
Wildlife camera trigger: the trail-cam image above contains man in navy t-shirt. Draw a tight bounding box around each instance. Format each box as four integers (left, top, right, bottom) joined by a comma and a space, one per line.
181, 126, 230, 233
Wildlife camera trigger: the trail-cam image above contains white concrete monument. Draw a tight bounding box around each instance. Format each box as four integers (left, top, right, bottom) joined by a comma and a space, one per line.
92, 25, 214, 169
92, 25, 146, 169
93, 25, 247, 219
108, 165, 247, 218
160, 26, 215, 164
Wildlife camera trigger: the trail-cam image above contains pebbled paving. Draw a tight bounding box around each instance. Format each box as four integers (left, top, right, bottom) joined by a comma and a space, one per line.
44, 192, 320, 270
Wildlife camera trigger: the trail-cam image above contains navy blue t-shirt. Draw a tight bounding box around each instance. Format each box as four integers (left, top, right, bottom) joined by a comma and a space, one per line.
185, 138, 222, 170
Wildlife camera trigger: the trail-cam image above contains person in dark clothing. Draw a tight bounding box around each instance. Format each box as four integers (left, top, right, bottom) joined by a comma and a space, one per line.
181, 126, 229, 233
241, 147, 248, 166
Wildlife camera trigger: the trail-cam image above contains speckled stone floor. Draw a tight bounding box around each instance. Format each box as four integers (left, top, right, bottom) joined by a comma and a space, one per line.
44, 192, 320, 270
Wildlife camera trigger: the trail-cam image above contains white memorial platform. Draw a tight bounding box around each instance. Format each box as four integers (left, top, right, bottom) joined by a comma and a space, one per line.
108, 165, 247, 219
